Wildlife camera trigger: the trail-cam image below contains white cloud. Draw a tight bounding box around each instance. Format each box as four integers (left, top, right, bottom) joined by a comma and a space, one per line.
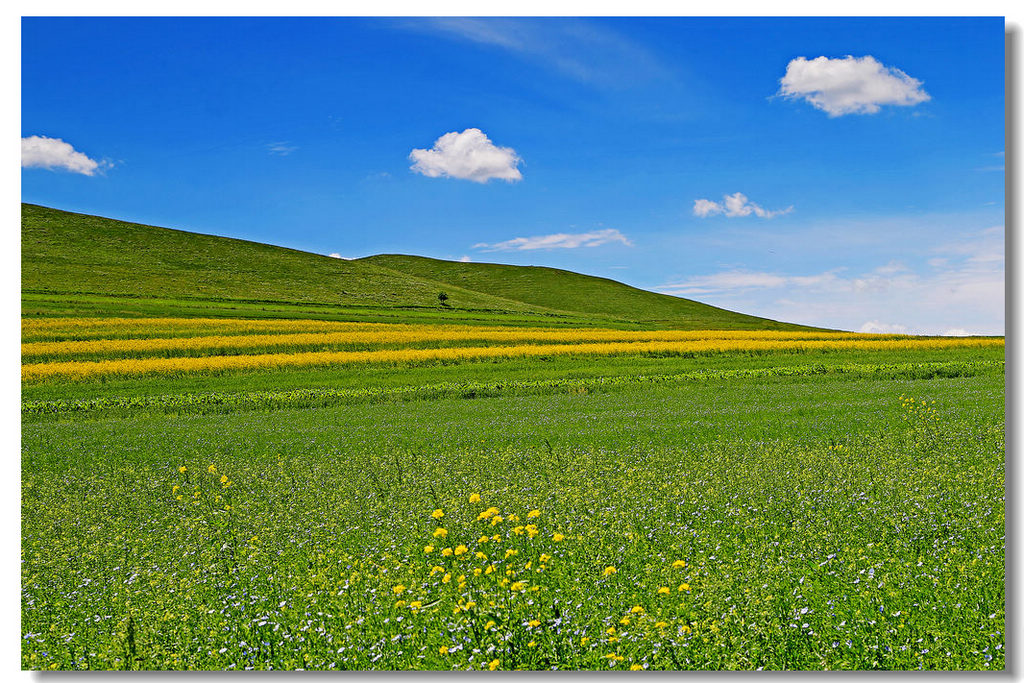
267, 142, 297, 156
474, 228, 632, 252
21, 135, 103, 175
942, 328, 970, 337
459, 255, 472, 262
328, 253, 342, 259
410, 128, 522, 183
693, 192, 792, 219
858, 321, 909, 334
778, 56, 930, 116
656, 226, 1003, 335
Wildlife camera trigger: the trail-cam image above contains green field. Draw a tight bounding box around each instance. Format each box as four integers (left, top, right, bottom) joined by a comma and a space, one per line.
21, 206, 1005, 671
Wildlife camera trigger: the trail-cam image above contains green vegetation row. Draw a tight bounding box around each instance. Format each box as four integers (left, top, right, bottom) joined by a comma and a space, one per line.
22, 359, 1003, 421
22, 204, 816, 330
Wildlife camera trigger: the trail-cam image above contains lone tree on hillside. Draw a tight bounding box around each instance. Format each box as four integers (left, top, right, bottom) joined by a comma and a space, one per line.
438, 291, 449, 307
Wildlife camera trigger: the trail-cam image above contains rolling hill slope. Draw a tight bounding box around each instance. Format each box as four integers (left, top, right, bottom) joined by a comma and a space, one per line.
22, 203, 817, 329
360, 254, 811, 330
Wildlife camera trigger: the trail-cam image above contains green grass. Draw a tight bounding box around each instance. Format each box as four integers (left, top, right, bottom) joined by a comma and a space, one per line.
22, 203, 818, 330
22, 364, 1005, 670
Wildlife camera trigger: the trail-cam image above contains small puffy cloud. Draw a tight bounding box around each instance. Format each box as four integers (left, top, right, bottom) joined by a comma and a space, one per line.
21, 135, 103, 175
328, 253, 342, 259
474, 228, 631, 252
942, 328, 970, 337
693, 192, 792, 219
410, 128, 522, 183
459, 255, 472, 262
778, 56, 930, 116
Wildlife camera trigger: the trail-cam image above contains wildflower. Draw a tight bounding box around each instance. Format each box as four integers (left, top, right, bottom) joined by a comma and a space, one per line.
630, 664, 645, 670
442, 573, 451, 584
512, 526, 525, 536
678, 583, 690, 592
208, 465, 217, 474
454, 545, 468, 556
433, 528, 448, 539
631, 605, 645, 613
510, 581, 526, 591
528, 640, 537, 647
469, 493, 482, 503
658, 586, 671, 595
430, 565, 444, 575
478, 507, 500, 521
489, 659, 500, 670
464, 601, 476, 609
479, 535, 490, 544
473, 568, 482, 576
672, 560, 687, 569
485, 620, 496, 630
220, 474, 228, 484
540, 553, 552, 563
431, 509, 444, 519
178, 466, 187, 474
607, 626, 616, 635
581, 637, 590, 645
620, 617, 631, 626
528, 619, 541, 627
476, 551, 487, 560
491, 534, 501, 542
490, 515, 504, 526
553, 533, 565, 542
424, 545, 435, 554
439, 645, 449, 655
603, 566, 617, 576
394, 600, 406, 608
172, 485, 179, 494
525, 524, 539, 538
655, 621, 668, 629
441, 547, 454, 557
393, 585, 406, 595
505, 549, 518, 559
409, 601, 423, 610
527, 509, 541, 518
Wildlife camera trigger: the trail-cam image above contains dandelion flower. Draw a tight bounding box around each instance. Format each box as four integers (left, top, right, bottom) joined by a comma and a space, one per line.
393, 585, 406, 594
178, 466, 187, 474
469, 493, 482, 503
485, 620, 496, 630
454, 545, 468, 556
672, 560, 687, 569
424, 545, 435, 554
489, 659, 500, 670
439, 645, 449, 655
528, 619, 541, 627
603, 566, 617, 576
630, 664, 645, 670
510, 581, 526, 591
658, 586, 671, 595
678, 583, 690, 592
527, 509, 541, 518
442, 548, 453, 557
431, 509, 444, 519
433, 528, 448, 539
553, 533, 565, 542
631, 605, 645, 613
208, 465, 217, 474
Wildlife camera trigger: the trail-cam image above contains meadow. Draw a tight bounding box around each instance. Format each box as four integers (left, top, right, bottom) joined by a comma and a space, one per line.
21, 314, 1005, 671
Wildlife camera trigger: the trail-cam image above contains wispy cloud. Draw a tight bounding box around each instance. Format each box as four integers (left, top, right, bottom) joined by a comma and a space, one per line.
777, 55, 930, 116
693, 192, 792, 219
657, 226, 1003, 335
410, 128, 522, 183
21, 135, 106, 175
267, 142, 297, 156
404, 18, 668, 88
474, 228, 632, 252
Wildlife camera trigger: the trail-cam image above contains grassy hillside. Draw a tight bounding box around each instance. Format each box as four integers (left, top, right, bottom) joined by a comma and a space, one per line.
23, 203, 817, 329
360, 254, 813, 330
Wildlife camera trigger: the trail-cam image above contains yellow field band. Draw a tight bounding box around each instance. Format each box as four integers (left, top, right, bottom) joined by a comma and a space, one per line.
23, 328, 919, 359
22, 337, 1004, 382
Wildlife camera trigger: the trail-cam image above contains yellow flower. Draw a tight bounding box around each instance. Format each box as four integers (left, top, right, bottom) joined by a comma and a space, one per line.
490, 515, 504, 526
512, 526, 525, 536
539, 553, 552, 563
430, 565, 444, 575
489, 659, 500, 671
491, 534, 501, 542
175, 495, 183, 501
528, 619, 541, 627
527, 509, 541, 518
431, 509, 444, 519
473, 568, 482, 576
678, 583, 691, 592
553, 533, 565, 542
606, 626, 616, 635
393, 584, 406, 594
485, 565, 495, 575
631, 605, 645, 613
525, 524, 539, 538
172, 485, 179, 493
509, 581, 526, 591
630, 664, 645, 670
581, 637, 590, 645
476, 551, 487, 560
603, 566, 617, 576
504, 548, 518, 559
395, 600, 406, 608
439, 645, 449, 655
619, 616, 631, 626
220, 474, 228, 483
658, 586, 671, 595
433, 528, 448, 539
442, 573, 451, 584
441, 547, 453, 557
655, 621, 668, 629
409, 601, 422, 610
528, 640, 537, 647
207, 465, 217, 474
454, 545, 468, 556
178, 466, 187, 474
477, 506, 500, 521
465, 601, 476, 609
485, 620, 496, 630
469, 493, 482, 503
424, 545, 435, 554
478, 535, 489, 544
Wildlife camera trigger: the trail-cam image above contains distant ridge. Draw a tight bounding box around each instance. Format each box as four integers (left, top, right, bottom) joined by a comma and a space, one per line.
22, 203, 818, 330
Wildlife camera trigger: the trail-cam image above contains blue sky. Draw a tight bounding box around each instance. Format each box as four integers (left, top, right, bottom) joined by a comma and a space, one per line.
21, 16, 1005, 334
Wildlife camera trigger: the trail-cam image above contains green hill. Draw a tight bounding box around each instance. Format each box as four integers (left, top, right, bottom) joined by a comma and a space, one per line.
22, 203, 815, 329
359, 254, 811, 330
